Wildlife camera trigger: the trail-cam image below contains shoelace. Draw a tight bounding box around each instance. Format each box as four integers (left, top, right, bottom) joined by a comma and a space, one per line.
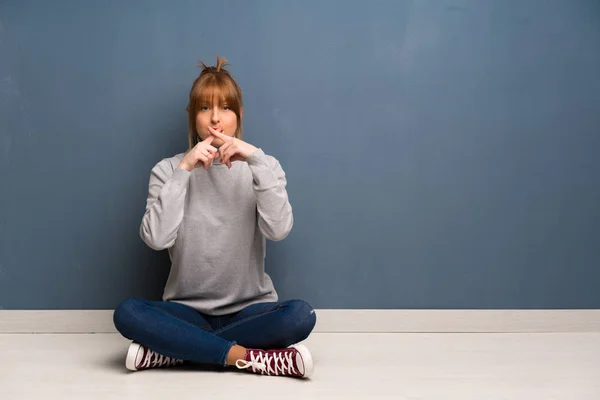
140, 348, 183, 369
236, 350, 297, 376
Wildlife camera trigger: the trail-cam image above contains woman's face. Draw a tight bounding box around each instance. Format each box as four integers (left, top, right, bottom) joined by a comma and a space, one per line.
195, 97, 239, 148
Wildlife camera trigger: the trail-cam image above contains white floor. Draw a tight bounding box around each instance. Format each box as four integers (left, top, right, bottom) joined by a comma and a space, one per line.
1, 333, 599, 399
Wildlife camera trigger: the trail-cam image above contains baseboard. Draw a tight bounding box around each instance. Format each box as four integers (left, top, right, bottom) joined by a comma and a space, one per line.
1, 310, 599, 333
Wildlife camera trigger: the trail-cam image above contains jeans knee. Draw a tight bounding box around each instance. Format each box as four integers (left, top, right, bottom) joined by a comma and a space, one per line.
286, 299, 316, 341
113, 297, 147, 336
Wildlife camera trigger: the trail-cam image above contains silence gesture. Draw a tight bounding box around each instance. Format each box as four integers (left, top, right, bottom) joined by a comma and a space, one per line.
177, 136, 219, 171
208, 126, 258, 169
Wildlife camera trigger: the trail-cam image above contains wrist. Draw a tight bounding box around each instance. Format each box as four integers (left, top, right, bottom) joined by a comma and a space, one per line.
177, 162, 192, 172
244, 146, 259, 160
245, 148, 265, 165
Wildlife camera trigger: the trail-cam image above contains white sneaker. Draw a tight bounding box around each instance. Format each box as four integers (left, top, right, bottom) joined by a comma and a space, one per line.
125, 342, 184, 371
235, 344, 314, 378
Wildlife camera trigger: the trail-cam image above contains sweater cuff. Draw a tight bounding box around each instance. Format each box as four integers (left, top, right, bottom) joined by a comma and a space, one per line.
172, 166, 192, 184
245, 148, 267, 166
245, 149, 278, 189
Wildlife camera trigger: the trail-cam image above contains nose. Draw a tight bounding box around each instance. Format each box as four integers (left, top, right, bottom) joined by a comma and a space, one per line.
211, 108, 220, 124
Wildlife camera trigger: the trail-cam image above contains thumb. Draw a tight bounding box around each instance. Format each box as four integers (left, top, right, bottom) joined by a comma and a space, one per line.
203, 135, 214, 144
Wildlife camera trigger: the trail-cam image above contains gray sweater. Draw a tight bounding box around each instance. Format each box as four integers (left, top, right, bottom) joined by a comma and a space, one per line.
140, 149, 293, 315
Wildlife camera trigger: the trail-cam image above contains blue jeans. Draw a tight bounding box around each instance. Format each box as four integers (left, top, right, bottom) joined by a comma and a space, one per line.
113, 298, 317, 367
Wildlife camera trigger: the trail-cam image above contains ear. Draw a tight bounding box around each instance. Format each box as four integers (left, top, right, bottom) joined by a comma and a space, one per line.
240, 107, 243, 120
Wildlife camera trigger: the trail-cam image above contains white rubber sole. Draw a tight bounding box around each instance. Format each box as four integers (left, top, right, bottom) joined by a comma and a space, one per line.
125, 342, 143, 371
290, 344, 314, 378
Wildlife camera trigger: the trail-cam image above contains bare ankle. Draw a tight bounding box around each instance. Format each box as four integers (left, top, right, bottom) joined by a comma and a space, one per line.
225, 344, 248, 366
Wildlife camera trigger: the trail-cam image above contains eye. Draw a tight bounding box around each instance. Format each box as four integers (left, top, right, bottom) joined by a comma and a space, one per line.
223, 105, 231, 110
200, 105, 209, 111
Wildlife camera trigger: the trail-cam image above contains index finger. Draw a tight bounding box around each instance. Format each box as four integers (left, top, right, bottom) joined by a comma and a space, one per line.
201, 135, 215, 144
208, 126, 232, 141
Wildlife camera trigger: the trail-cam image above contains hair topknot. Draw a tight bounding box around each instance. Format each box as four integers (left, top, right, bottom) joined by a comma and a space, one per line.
198, 55, 230, 74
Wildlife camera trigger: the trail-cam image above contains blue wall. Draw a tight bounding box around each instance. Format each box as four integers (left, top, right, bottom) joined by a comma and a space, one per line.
1, 0, 599, 309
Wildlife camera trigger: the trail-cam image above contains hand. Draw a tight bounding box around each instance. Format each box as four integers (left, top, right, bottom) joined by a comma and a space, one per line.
208, 127, 258, 169
177, 136, 219, 171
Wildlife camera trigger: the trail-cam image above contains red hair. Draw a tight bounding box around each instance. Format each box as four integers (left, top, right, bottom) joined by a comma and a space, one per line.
186, 56, 243, 149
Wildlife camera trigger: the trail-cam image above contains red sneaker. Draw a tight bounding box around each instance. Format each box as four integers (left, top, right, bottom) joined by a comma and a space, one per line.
235, 344, 314, 378
125, 342, 184, 371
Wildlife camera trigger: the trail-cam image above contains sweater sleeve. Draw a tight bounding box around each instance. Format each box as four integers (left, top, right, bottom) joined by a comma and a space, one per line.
245, 149, 294, 241
139, 160, 191, 250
